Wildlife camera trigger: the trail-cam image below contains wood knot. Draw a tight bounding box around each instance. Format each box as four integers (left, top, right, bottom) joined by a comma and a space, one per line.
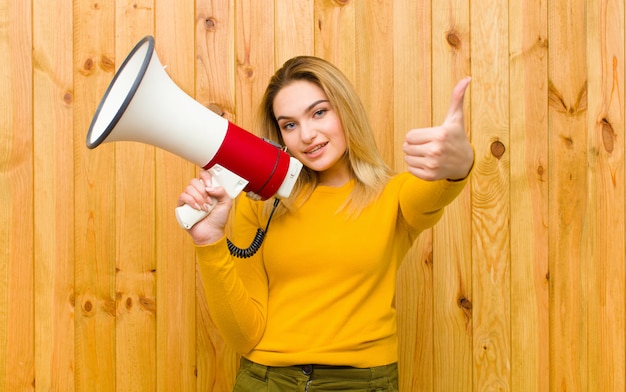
206, 103, 225, 116
83, 300, 93, 313
458, 296, 473, 310
424, 250, 433, 267
139, 296, 157, 314
240, 64, 255, 79
204, 17, 217, 31
125, 297, 133, 310
446, 29, 462, 49
537, 164, 545, 181
100, 55, 115, 73
561, 135, 574, 148
601, 118, 615, 153
63, 90, 73, 105
548, 80, 587, 116
333, 0, 350, 5
245, 67, 254, 79
80, 57, 95, 76
490, 140, 506, 159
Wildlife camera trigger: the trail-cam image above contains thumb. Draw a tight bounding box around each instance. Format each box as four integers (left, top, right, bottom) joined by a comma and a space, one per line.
443, 76, 471, 125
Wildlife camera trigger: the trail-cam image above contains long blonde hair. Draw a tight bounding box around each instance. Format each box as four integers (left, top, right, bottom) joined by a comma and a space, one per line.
257, 56, 393, 218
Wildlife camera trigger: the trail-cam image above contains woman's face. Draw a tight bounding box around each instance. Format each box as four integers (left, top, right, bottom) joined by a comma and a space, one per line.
273, 80, 349, 186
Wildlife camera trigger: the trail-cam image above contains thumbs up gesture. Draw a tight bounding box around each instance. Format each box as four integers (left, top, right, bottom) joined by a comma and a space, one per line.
403, 77, 474, 181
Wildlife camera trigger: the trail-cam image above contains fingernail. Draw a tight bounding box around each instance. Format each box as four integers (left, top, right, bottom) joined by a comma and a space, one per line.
194, 203, 202, 210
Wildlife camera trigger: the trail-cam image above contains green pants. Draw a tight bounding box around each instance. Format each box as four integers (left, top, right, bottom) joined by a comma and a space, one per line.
232, 357, 398, 392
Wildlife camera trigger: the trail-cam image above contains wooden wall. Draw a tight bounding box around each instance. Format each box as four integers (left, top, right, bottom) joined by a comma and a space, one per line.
1, 0, 624, 390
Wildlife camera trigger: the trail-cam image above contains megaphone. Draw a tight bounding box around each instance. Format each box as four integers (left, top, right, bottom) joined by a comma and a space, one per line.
86, 35, 302, 229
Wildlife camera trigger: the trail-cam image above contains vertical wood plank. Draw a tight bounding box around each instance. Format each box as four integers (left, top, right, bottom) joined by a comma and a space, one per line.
114, 2, 157, 391
470, 0, 511, 389
354, 0, 394, 165
431, 1, 473, 391
314, 0, 356, 82
393, 1, 435, 390
548, 0, 589, 390
154, 0, 198, 390
235, 0, 275, 132
585, 0, 625, 390
509, 0, 550, 390
196, 0, 236, 122
33, 0, 75, 389
275, 0, 314, 65
3, 1, 626, 391
73, 0, 117, 390
0, 0, 34, 389
195, 0, 239, 390
196, 271, 239, 391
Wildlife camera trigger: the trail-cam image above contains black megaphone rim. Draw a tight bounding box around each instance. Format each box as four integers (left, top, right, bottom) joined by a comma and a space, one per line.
85, 35, 155, 149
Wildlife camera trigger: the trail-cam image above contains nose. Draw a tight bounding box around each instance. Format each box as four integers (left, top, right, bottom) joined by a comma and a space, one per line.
300, 122, 317, 143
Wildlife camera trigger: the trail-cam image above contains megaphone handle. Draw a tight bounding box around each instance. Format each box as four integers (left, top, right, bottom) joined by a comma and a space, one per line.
175, 203, 213, 229
175, 165, 248, 229
175, 169, 221, 229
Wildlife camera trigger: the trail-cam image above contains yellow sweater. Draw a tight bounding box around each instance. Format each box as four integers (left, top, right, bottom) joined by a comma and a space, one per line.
196, 172, 468, 367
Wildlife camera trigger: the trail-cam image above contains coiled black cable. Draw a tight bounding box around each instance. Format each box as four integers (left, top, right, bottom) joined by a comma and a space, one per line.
226, 198, 280, 258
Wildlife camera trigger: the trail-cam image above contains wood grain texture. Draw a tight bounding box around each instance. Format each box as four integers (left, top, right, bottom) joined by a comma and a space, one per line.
585, 0, 625, 390
0, 0, 34, 390
354, 0, 394, 164
114, 3, 157, 391
33, 0, 75, 390
1, 1, 625, 390
509, 0, 550, 390
470, 0, 511, 390
195, 0, 239, 389
431, 1, 473, 391
314, 0, 356, 83
276, 0, 314, 65
393, 1, 435, 389
73, 0, 117, 390
548, 1, 589, 390
234, 0, 275, 133
154, 0, 198, 390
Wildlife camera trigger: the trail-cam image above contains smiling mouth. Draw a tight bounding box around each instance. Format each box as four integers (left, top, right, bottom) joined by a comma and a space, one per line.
305, 142, 328, 154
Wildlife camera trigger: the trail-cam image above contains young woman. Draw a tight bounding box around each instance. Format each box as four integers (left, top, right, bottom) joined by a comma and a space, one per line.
178, 56, 474, 391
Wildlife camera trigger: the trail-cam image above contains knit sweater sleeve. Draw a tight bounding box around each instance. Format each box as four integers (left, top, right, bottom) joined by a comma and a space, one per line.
397, 173, 470, 234
195, 198, 269, 354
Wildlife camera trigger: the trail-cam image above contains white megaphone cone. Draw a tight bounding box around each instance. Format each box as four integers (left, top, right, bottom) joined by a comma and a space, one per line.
86, 36, 302, 229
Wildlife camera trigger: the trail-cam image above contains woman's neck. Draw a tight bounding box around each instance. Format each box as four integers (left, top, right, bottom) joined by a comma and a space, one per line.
316, 161, 351, 187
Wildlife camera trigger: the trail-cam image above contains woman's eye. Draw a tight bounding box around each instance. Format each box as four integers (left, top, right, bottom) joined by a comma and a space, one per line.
281, 122, 296, 131
314, 109, 327, 117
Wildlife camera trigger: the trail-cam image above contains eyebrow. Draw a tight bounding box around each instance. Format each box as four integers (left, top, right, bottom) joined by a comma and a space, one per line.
275, 99, 330, 122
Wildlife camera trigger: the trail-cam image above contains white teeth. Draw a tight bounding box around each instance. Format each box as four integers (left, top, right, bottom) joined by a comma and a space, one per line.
307, 143, 326, 154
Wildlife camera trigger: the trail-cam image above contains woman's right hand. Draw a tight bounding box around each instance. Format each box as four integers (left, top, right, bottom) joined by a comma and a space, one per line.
177, 170, 234, 245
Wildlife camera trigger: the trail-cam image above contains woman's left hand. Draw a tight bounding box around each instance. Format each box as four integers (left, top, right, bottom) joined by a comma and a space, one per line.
403, 77, 474, 181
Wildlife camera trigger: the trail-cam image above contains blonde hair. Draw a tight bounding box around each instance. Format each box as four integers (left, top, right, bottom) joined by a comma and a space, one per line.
257, 56, 393, 218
